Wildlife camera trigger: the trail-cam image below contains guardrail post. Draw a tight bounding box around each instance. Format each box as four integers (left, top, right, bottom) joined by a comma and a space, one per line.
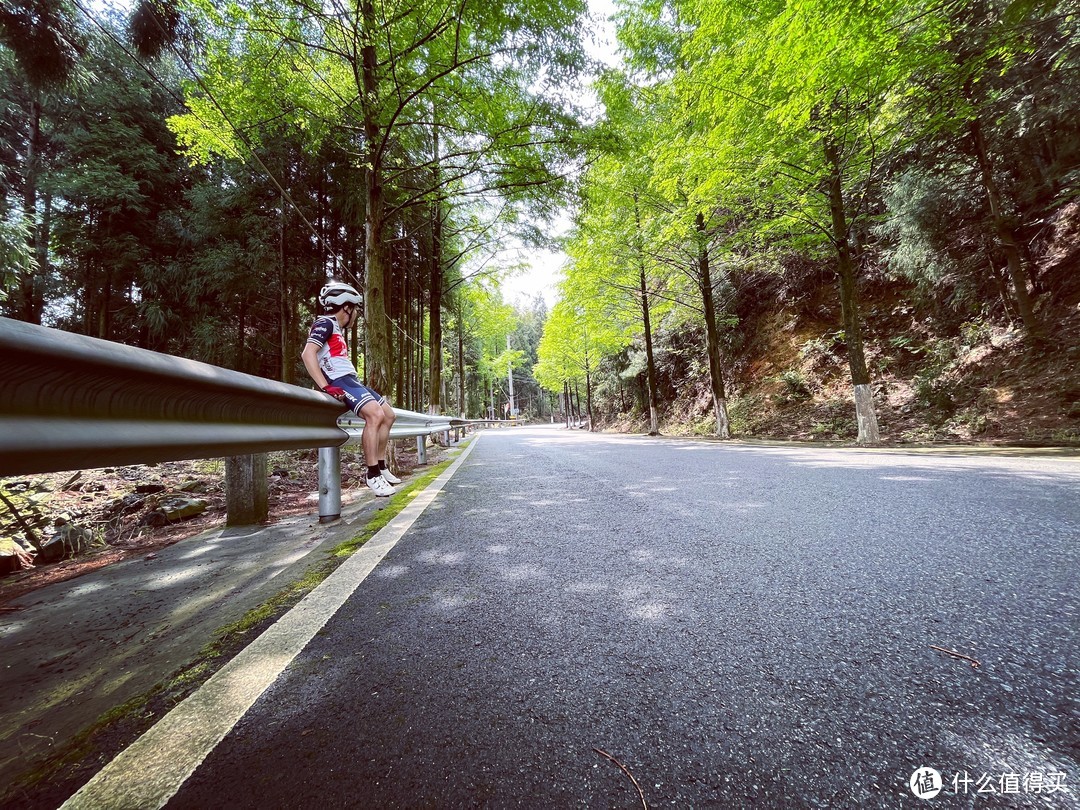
416, 435, 427, 464
226, 454, 268, 526
318, 446, 341, 523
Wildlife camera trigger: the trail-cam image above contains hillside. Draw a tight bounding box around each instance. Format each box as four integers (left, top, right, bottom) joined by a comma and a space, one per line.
603, 202, 1080, 446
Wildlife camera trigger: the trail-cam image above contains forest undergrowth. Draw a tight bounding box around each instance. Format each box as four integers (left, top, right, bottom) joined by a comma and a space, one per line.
0, 443, 438, 601
597, 205, 1080, 447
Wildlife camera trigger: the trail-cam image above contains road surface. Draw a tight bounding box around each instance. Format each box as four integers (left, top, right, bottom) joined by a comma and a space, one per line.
66, 426, 1080, 808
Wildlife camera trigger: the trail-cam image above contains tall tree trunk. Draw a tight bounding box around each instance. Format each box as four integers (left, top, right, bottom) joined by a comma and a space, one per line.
97, 265, 111, 339
278, 189, 297, 384
83, 255, 93, 334
19, 98, 45, 324
428, 125, 444, 415
696, 213, 731, 439
584, 350, 594, 431
639, 260, 660, 435
635, 198, 660, 435
412, 240, 422, 410
824, 137, 880, 445
361, 0, 390, 394
969, 117, 1040, 339
278, 193, 287, 381
456, 304, 465, 417
235, 296, 247, 372
395, 244, 407, 404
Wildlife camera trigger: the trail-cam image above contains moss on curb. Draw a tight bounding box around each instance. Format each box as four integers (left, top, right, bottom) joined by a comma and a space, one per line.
1, 449, 462, 808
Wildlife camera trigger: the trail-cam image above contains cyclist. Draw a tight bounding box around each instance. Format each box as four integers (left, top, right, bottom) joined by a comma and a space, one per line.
301, 282, 399, 497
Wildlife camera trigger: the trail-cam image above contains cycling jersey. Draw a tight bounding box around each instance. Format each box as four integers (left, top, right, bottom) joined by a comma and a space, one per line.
306, 316, 356, 380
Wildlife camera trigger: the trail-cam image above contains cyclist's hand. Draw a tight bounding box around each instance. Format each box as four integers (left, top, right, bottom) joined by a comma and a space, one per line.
322, 385, 347, 401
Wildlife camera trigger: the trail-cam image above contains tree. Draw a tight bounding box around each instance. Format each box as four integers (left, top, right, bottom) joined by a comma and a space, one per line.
450, 276, 521, 418
168, 0, 588, 395
886, 0, 1080, 340
47, 25, 187, 343
660, 0, 932, 443
566, 73, 678, 433
0, 0, 82, 324
536, 287, 626, 429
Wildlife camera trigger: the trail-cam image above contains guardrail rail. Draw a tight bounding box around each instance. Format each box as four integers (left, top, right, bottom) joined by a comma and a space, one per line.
0, 317, 487, 525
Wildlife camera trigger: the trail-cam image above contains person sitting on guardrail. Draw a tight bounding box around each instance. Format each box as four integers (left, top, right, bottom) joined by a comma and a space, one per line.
301, 282, 399, 497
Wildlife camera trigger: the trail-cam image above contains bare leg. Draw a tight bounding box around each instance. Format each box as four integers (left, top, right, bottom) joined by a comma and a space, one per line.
377, 400, 396, 462
359, 401, 385, 469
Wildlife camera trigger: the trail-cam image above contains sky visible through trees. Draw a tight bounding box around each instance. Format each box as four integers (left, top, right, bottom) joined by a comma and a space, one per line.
501, 0, 619, 310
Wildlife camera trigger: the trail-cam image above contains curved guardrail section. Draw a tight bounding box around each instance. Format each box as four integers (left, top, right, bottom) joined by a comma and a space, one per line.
0, 317, 348, 476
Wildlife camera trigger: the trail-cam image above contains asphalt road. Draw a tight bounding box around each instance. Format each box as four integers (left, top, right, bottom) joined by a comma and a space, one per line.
88, 427, 1080, 807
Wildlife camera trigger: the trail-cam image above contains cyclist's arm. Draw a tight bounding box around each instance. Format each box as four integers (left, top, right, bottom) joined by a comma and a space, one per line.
301, 342, 331, 389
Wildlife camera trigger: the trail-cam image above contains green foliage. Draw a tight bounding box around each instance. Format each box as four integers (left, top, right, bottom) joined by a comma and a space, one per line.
811, 414, 855, 441
800, 333, 844, 363
560, 0, 1079, 436
776, 370, 812, 403
0, 212, 29, 299
877, 168, 971, 288
1, 0, 1077, 442
725, 394, 761, 437
912, 337, 959, 410
0, 0, 82, 89
959, 317, 994, 349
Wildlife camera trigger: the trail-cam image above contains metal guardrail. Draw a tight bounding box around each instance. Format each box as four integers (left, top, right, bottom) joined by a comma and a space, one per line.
0, 317, 349, 477
338, 407, 464, 443
0, 317, 493, 526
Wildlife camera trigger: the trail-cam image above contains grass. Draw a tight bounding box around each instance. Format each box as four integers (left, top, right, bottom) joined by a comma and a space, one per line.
1, 448, 462, 806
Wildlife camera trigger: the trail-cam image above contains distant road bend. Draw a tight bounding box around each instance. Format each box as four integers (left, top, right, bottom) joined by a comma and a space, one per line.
66, 425, 1079, 809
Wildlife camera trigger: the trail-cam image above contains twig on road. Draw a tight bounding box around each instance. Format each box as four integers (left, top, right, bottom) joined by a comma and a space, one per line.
930, 645, 981, 669
594, 747, 649, 810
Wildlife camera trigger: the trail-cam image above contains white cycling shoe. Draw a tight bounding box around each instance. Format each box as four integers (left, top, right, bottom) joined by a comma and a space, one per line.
366, 474, 396, 497
381, 468, 402, 485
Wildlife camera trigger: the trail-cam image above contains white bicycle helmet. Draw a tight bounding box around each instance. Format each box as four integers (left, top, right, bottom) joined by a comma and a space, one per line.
319, 282, 362, 310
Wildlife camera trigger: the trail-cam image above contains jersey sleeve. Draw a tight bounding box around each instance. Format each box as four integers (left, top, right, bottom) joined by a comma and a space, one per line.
307, 317, 334, 346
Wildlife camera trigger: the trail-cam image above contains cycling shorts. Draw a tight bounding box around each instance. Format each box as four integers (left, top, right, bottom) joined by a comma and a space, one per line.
330, 374, 386, 417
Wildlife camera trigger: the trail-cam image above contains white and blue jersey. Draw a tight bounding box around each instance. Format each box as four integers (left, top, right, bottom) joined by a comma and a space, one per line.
306, 316, 385, 415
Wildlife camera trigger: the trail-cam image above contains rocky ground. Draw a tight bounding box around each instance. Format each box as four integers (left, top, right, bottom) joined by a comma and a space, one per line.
0, 444, 422, 604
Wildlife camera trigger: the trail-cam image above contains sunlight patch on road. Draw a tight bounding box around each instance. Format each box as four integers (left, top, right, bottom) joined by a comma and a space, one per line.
878, 475, 940, 482
62, 581, 110, 598
629, 602, 670, 622
498, 563, 546, 582
418, 550, 467, 566
139, 566, 205, 591
374, 564, 409, 579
